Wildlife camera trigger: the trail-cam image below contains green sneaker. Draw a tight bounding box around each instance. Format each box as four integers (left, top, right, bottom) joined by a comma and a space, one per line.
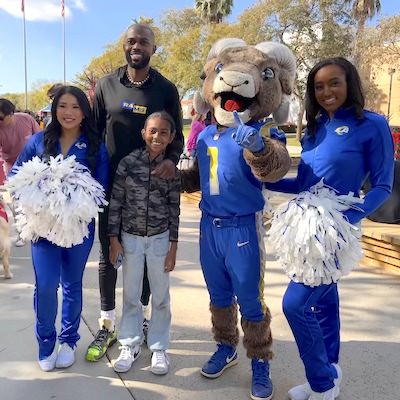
86, 327, 117, 362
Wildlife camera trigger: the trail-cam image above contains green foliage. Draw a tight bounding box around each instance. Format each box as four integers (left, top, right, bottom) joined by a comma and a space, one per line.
1, 81, 63, 112
0, 92, 25, 111
74, 17, 161, 91
357, 14, 400, 109
345, 0, 381, 27
344, 0, 382, 64
74, 38, 125, 91
195, 0, 234, 24
360, 15, 400, 68
6, 0, 395, 122
157, 9, 238, 96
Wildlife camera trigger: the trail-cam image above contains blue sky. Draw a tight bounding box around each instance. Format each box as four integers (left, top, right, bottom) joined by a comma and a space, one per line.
0, 0, 399, 95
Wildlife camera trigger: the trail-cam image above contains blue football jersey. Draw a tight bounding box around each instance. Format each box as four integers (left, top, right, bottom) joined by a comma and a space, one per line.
196, 121, 284, 217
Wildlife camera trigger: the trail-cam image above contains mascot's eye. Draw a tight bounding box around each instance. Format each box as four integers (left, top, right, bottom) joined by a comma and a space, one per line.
262, 68, 275, 80
215, 63, 224, 73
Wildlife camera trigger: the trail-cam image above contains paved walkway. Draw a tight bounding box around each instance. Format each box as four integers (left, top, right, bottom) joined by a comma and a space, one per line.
1, 197, 399, 400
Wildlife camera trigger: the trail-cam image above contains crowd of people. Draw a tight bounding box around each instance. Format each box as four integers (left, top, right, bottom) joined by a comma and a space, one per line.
1, 23, 395, 400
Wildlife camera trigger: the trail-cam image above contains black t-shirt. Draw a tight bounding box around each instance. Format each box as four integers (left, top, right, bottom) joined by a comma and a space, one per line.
93, 66, 184, 174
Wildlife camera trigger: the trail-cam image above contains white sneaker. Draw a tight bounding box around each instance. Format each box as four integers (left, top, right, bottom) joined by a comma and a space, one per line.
14, 238, 25, 247
55, 343, 76, 368
288, 383, 312, 400
113, 345, 141, 373
288, 364, 342, 400
309, 387, 336, 400
151, 350, 170, 375
38, 347, 58, 372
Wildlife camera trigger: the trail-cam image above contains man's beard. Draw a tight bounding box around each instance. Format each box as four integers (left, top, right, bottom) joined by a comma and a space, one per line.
125, 51, 151, 70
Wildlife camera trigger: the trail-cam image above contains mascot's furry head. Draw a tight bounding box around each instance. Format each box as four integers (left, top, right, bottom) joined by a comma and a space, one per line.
194, 38, 296, 127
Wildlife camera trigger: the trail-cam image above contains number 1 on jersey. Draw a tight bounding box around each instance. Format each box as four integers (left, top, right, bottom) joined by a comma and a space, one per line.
207, 147, 220, 195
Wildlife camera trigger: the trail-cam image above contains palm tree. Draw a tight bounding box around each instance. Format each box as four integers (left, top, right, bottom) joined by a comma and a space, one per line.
346, 0, 381, 31
345, 0, 381, 65
195, 0, 234, 24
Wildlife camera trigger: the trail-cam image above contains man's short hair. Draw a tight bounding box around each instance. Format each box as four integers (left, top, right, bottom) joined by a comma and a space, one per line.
126, 23, 155, 43
0, 98, 16, 116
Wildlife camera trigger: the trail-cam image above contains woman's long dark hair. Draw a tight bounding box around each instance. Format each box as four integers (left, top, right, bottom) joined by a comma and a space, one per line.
305, 57, 365, 136
44, 85, 101, 172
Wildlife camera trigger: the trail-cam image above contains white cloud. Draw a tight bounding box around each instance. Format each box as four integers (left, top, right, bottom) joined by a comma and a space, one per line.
0, 0, 86, 22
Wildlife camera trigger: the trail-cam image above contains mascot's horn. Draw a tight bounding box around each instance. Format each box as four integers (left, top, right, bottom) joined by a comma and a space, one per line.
254, 41, 297, 90
255, 42, 296, 125
206, 38, 246, 61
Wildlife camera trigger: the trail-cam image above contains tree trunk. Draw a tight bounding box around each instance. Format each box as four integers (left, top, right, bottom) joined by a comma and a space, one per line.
296, 100, 305, 141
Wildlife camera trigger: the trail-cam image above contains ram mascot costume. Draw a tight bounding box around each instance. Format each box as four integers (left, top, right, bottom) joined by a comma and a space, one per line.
181, 38, 296, 400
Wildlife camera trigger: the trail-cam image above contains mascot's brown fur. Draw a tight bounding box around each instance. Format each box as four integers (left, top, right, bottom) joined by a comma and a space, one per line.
181, 38, 296, 363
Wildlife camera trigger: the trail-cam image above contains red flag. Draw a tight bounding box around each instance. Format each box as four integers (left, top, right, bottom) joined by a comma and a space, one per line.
61, 0, 64, 17
21, 0, 24, 12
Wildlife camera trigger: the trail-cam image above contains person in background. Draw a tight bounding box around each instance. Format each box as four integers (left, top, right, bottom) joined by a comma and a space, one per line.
186, 111, 206, 157
108, 111, 180, 375
43, 83, 64, 128
86, 23, 183, 362
10, 85, 109, 372
0, 98, 40, 246
262, 57, 394, 400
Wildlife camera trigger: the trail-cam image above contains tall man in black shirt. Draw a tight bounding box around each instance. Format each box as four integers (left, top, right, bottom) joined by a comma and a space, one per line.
86, 23, 183, 362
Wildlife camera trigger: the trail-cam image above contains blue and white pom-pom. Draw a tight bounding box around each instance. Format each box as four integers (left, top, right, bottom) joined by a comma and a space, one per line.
268, 180, 364, 287
6, 155, 108, 248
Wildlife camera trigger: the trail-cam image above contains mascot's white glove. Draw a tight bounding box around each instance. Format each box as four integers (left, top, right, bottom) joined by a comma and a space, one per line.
231, 111, 264, 153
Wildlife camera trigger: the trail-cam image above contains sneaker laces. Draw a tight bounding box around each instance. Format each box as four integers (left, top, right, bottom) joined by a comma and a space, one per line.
208, 344, 231, 367
253, 360, 270, 387
91, 328, 110, 349
118, 345, 132, 361
154, 350, 166, 364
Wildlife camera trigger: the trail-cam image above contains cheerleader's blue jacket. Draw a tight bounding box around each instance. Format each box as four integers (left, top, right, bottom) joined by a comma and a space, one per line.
267, 107, 394, 224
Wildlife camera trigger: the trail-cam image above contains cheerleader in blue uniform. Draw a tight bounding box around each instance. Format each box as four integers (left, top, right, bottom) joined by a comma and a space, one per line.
10, 86, 109, 372
255, 58, 394, 400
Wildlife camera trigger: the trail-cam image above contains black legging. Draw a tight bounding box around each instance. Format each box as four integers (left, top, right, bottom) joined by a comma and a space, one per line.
98, 205, 150, 311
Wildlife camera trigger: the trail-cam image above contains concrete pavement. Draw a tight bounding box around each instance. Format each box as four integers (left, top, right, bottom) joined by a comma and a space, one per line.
1, 197, 400, 400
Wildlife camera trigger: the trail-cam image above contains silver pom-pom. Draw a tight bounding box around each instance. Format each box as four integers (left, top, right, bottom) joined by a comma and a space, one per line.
268, 180, 364, 286
6, 155, 108, 248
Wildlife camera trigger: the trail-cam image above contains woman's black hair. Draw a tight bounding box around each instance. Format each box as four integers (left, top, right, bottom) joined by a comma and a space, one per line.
305, 57, 365, 136
43, 85, 101, 172
144, 111, 176, 135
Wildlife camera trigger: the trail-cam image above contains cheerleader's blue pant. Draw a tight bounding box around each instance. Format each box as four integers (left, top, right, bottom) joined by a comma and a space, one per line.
283, 281, 340, 392
199, 212, 265, 322
31, 222, 95, 360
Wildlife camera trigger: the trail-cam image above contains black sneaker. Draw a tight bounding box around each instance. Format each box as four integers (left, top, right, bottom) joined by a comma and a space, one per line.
85, 328, 117, 362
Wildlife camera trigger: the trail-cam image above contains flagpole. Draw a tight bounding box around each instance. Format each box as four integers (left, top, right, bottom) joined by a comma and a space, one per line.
62, 1, 66, 84
22, 1, 28, 109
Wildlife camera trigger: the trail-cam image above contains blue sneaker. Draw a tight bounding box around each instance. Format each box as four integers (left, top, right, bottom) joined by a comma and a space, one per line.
201, 343, 238, 378
251, 359, 274, 400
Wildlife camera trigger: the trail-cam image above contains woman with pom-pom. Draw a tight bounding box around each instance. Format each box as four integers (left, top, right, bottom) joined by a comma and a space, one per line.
9, 86, 109, 372
246, 58, 394, 400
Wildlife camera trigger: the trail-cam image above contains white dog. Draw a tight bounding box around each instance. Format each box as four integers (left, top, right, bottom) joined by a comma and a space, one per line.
0, 193, 12, 279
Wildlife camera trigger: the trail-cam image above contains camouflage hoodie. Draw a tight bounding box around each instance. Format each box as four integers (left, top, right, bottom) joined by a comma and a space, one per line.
108, 147, 180, 241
